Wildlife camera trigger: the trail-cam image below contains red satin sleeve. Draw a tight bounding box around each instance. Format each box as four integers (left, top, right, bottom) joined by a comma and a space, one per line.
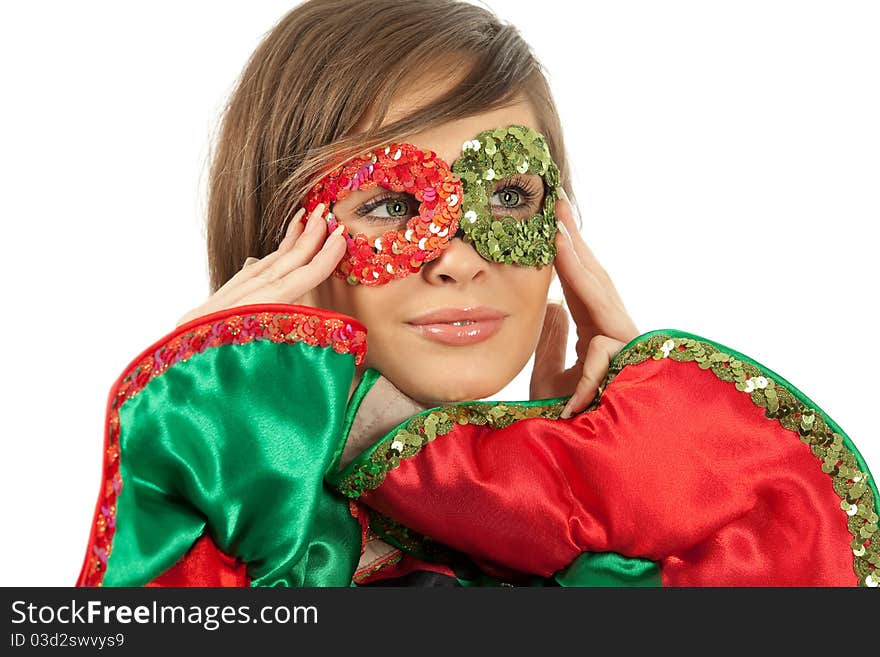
359, 355, 863, 586
146, 534, 249, 587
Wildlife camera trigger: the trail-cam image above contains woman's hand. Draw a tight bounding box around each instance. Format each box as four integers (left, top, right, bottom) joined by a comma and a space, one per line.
175, 203, 346, 327
530, 192, 641, 417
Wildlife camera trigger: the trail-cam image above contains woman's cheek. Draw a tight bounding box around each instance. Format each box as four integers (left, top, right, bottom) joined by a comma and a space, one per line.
513, 268, 554, 326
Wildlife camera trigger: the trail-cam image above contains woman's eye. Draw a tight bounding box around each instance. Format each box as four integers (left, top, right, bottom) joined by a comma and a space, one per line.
375, 199, 411, 218
486, 175, 544, 219
490, 188, 522, 208
354, 194, 416, 223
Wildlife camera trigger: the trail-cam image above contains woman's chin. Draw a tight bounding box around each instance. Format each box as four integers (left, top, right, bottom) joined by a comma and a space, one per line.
416, 381, 504, 406
385, 365, 512, 406
365, 328, 530, 403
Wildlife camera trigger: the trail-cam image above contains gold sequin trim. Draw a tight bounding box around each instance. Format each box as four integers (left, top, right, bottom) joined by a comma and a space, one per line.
334, 400, 566, 499
596, 334, 879, 587
351, 529, 404, 585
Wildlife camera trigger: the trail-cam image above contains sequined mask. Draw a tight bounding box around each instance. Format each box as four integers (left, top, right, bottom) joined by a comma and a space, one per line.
302, 125, 560, 286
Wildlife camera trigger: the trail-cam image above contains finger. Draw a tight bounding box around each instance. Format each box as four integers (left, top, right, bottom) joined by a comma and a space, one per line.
261, 203, 329, 279
246, 204, 322, 280
277, 206, 308, 250
555, 220, 611, 317
199, 226, 347, 311
173, 207, 322, 326
206, 205, 327, 310
557, 198, 630, 316
556, 223, 641, 343
559, 336, 625, 418
556, 194, 610, 285
530, 300, 569, 396
263, 224, 348, 303
244, 202, 319, 272
558, 187, 581, 224
211, 207, 308, 300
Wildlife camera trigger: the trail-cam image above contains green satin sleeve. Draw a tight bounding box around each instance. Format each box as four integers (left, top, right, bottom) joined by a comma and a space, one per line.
87, 304, 367, 587
554, 552, 661, 587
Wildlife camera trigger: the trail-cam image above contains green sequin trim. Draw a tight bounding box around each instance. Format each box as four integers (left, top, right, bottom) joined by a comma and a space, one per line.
599, 331, 879, 588
452, 125, 560, 266
368, 511, 457, 564
333, 398, 567, 499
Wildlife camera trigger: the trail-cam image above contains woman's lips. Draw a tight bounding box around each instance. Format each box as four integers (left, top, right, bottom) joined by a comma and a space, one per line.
405, 307, 508, 346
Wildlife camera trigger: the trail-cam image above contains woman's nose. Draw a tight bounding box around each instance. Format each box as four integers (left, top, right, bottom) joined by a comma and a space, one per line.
420, 237, 489, 286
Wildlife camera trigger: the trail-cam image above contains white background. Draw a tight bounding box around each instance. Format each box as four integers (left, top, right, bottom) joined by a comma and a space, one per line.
1, 1, 877, 586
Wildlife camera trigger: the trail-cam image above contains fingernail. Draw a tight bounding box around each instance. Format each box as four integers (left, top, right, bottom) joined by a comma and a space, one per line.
286, 208, 306, 235
560, 401, 572, 419
331, 223, 346, 237
557, 220, 571, 241
306, 206, 326, 231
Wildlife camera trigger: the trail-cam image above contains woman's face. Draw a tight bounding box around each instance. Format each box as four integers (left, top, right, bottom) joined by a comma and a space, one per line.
314, 98, 555, 405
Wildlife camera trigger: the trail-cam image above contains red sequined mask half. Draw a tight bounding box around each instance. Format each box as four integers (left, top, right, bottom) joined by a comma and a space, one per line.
302, 143, 462, 287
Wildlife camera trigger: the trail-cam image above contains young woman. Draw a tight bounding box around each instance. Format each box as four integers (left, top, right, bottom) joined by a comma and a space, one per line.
77, 0, 878, 588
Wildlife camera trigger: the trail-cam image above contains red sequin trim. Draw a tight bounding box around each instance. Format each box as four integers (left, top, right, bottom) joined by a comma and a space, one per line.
304, 143, 462, 286
78, 305, 367, 586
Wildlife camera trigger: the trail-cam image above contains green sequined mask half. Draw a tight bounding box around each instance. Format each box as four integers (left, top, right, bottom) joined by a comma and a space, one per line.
452, 124, 560, 266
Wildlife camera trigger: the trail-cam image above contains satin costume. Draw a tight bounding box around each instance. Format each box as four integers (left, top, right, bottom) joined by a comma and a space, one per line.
77, 124, 878, 587
77, 302, 879, 588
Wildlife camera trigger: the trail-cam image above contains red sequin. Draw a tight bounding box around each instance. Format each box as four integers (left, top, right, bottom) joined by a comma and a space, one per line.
304, 143, 463, 286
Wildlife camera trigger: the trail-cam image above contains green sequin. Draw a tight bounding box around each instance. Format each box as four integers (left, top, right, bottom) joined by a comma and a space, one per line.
334, 399, 566, 499
452, 125, 560, 266
368, 510, 457, 564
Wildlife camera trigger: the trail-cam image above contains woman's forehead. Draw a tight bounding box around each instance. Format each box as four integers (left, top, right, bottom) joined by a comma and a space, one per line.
402, 101, 541, 164
356, 55, 541, 162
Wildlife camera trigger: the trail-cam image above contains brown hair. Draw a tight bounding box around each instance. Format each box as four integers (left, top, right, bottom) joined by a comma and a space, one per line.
205, 0, 577, 293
